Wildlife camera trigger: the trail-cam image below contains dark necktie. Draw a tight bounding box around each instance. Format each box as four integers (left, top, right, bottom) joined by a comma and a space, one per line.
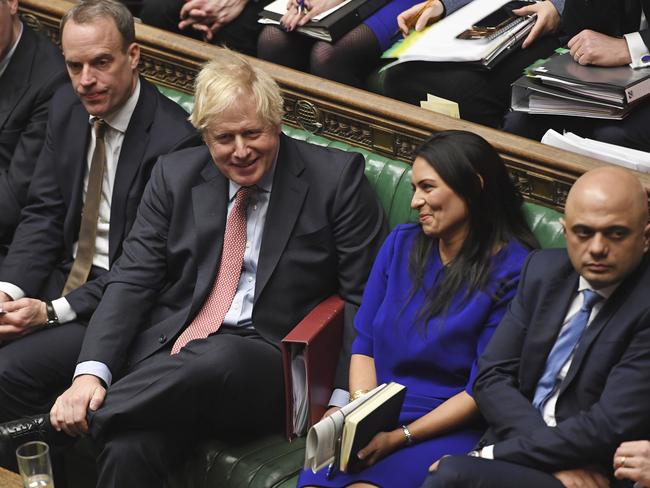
532, 289, 604, 413
63, 119, 107, 295
171, 186, 253, 354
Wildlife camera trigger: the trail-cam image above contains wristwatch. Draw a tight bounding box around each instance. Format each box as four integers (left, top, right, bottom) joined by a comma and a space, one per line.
45, 301, 59, 327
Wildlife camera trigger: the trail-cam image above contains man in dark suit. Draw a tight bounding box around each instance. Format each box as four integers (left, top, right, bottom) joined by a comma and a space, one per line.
421, 166, 650, 488
0, 0, 67, 261
504, 0, 650, 152
17, 49, 387, 487
0, 0, 198, 422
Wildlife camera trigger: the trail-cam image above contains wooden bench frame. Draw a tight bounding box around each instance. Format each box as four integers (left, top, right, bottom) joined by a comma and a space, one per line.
19, 0, 650, 212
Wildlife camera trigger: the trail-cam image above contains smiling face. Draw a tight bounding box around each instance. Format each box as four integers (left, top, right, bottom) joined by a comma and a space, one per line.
61, 17, 139, 118
410, 156, 470, 243
203, 96, 280, 187
563, 168, 650, 289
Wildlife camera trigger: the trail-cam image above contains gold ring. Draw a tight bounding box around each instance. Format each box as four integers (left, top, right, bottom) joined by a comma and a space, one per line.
621, 456, 627, 468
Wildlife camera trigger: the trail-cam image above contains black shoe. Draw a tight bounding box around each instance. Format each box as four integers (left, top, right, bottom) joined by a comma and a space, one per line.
0, 414, 53, 469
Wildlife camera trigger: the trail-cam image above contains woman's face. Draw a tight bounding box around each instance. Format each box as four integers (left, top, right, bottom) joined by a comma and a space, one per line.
410, 156, 470, 242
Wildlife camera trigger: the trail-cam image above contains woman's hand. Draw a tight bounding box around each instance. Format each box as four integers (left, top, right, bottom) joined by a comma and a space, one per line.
512, 0, 560, 48
397, 0, 444, 37
280, 0, 345, 31
356, 428, 404, 467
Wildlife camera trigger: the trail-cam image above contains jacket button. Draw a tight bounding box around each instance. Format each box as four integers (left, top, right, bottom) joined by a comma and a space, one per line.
158, 334, 167, 344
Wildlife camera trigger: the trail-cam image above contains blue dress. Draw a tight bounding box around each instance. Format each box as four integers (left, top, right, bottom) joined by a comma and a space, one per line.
297, 224, 530, 487
364, 0, 419, 51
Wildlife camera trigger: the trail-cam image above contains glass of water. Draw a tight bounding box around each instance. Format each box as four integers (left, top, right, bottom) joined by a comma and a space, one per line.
15, 441, 54, 488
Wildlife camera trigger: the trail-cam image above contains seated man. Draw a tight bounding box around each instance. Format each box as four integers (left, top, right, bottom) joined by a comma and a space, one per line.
139, 0, 265, 56
421, 165, 650, 488
0, 0, 67, 261
0, 0, 198, 421
0, 49, 387, 487
504, 0, 650, 152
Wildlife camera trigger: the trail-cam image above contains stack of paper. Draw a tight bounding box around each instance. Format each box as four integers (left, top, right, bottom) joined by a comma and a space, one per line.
541, 129, 650, 173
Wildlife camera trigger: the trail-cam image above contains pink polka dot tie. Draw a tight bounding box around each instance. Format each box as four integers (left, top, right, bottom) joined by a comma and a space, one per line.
171, 186, 253, 354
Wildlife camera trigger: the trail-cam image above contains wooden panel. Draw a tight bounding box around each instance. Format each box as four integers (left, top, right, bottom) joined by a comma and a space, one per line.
19, 0, 650, 211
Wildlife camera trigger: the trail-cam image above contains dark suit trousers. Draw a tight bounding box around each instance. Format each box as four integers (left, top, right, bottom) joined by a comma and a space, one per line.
139, 0, 266, 56
382, 36, 561, 128
89, 327, 284, 488
503, 101, 650, 153
421, 456, 565, 488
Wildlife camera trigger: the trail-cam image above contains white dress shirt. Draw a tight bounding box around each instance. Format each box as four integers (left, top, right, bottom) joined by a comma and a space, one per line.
0, 80, 141, 323
624, 11, 650, 68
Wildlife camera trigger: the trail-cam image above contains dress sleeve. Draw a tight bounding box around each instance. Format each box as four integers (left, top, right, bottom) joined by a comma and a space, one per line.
465, 248, 527, 395
350, 227, 399, 357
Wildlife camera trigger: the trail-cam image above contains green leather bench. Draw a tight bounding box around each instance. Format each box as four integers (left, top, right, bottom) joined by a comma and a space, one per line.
66, 86, 566, 488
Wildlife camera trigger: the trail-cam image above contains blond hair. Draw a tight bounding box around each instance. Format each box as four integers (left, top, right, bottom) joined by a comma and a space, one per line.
191, 50, 284, 131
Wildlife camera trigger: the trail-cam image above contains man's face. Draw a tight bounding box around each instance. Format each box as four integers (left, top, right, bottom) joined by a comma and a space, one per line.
61, 17, 139, 118
562, 200, 650, 289
203, 97, 280, 187
0, 0, 18, 62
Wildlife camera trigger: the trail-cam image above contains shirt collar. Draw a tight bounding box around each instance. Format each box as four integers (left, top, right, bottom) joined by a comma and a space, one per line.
0, 20, 23, 79
578, 276, 619, 300
87, 78, 140, 133
228, 147, 278, 202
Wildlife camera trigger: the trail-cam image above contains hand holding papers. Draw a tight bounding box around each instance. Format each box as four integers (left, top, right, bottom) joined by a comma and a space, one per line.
397, 0, 444, 36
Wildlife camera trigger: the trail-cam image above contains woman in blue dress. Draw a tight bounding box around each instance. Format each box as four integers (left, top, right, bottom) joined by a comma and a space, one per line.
298, 130, 537, 487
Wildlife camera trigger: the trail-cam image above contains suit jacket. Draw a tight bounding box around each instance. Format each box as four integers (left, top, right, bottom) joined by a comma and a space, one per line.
0, 24, 67, 245
0, 78, 200, 320
561, 0, 650, 46
474, 248, 650, 473
77, 135, 387, 380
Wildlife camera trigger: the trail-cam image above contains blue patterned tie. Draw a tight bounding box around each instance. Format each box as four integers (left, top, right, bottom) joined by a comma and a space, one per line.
533, 289, 604, 413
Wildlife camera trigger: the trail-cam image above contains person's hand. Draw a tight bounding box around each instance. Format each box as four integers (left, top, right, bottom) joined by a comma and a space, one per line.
568, 29, 632, 66
356, 429, 404, 467
280, 0, 344, 32
321, 406, 340, 419
512, 0, 560, 48
0, 291, 12, 304
396, 0, 444, 37
553, 468, 609, 488
614, 440, 650, 487
179, 0, 248, 39
0, 299, 47, 341
50, 375, 106, 437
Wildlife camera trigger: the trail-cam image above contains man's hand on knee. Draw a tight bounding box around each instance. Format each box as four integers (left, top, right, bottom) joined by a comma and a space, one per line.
553, 468, 609, 488
50, 375, 106, 437
0, 299, 47, 340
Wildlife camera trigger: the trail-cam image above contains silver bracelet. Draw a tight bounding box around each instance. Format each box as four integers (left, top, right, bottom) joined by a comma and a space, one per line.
401, 424, 413, 446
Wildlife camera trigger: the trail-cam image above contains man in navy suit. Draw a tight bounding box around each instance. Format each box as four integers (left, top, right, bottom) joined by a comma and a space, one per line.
422, 166, 650, 488
0, 0, 67, 260
0, 0, 198, 423
25, 49, 387, 487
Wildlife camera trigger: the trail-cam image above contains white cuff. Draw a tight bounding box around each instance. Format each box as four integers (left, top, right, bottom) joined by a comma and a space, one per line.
0, 282, 25, 301
329, 388, 349, 407
480, 444, 495, 459
624, 32, 650, 68
74, 361, 112, 387
51, 297, 77, 324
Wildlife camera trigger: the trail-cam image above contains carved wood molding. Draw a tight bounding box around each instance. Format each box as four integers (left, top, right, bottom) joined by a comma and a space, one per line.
19, 0, 650, 211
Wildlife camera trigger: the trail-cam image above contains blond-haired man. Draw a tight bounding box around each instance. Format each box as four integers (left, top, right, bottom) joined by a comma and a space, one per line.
0, 50, 386, 486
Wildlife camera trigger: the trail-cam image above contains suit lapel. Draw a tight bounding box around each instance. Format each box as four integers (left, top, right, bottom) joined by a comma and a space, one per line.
521, 265, 579, 394
0, 27, 33, 131
108, 79, 154, 263
255, 135, 308, 302
189, 160, 229, 318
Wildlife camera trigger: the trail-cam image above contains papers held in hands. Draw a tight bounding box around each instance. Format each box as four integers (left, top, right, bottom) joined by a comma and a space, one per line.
382, 0, 537, 70
259, 0, 389, 42
304, 382, 406, 475
511, 49, 650, 119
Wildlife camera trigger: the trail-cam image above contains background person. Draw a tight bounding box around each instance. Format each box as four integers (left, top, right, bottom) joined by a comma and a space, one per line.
299, 131, 537, 488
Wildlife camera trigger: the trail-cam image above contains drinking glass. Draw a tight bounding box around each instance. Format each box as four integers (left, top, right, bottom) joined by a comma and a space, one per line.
15, 441, 55, 488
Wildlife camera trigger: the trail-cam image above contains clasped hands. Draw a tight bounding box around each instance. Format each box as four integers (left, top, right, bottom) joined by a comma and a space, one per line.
0, 291, 47, 341
178, 0, 248, 40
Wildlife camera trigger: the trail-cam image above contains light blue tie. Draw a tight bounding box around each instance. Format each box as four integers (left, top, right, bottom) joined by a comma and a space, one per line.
533, 289, 604, 413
